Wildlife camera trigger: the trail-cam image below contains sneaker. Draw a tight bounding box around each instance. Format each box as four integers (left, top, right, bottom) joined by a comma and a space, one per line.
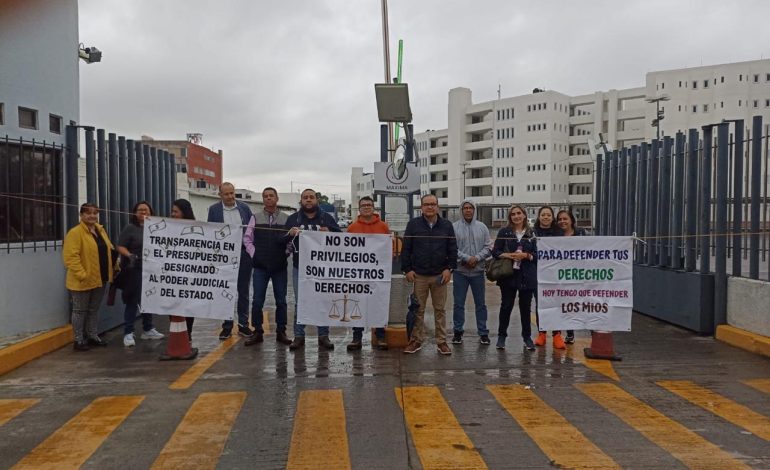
565, 333, 575, 344
238, 325, 254, 338
534, 331, 547, 347
140, 328, 164, 340
451, 332, 463, 344
479, 335, 491, 345
496, 337, 506, 350
523, 337, 536, 351
73, 341, 90, 351
437, 342, 452, 355
218, 328, 232, 340
123, 333, 136, 347
244, 333, 264, 346
553, 333, 566, 350
346, 340, 362, 351
318, 336, 335, 350
289, 337, 305, 351
403, 340, 422, 354
276, 331, 292, 345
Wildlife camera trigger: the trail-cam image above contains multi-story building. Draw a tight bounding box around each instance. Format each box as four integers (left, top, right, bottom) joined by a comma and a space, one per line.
142, 134, 223, 191
357, 59, 770, 227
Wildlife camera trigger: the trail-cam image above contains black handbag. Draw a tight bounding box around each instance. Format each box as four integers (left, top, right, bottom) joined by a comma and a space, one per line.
486, 257, 514, 282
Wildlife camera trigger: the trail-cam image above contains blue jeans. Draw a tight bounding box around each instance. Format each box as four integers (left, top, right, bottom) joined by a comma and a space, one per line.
353, 327, 386, 341
452, 271, 489, 336
251, 267, 288, 334
123, 302, 153, 335
223, 249, 253, 330
292, 266, 329, 337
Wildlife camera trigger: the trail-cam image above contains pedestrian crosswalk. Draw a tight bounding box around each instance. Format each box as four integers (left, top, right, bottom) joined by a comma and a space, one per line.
1, 379, 768, 469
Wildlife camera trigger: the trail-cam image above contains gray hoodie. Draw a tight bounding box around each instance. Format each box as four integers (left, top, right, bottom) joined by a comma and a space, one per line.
452, 198, 493, 276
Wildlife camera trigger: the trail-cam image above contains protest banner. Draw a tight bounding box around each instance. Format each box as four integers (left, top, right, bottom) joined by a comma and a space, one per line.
141, 217, 241, 320
298, 231, 392, 328
536, 236, 633, 331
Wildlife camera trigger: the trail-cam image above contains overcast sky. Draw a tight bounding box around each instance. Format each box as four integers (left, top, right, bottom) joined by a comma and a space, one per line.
78, 0, 770, 202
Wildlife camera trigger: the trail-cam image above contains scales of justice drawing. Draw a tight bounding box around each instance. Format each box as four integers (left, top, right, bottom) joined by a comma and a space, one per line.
328, 294, 363, 322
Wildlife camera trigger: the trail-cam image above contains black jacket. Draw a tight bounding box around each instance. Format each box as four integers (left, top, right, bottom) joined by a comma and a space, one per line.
492, 227, 538, 290
285, 210, 341, 268
401, 215, 457, 276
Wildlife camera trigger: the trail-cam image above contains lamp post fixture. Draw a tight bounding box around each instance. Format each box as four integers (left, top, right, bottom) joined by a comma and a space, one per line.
646, 95, 670, 141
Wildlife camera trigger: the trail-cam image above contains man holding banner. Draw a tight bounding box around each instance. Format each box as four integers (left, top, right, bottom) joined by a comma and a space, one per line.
286, 189, 341, 351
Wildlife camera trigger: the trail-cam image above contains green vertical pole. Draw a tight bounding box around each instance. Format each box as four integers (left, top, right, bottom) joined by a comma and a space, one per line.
394, 39, 404, 144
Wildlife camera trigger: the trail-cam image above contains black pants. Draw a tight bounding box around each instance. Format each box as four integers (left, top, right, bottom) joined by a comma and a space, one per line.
498, 284, 534, 339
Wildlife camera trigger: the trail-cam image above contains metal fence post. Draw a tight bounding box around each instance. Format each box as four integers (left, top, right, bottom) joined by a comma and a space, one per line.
608, 150, 618, 236
618, 148, 628, 235
142, 144, 151, 204
658, 136, 673, 267
85, 128, 96, 204
601, 152, 611, 235
749, 116, 762, 279
118, 136, 129, 228
672, 132, 685, 269
65, 125, 79, 229
127, 139, 137, 207
627, 146, 638, 237
108, 133, 119, 241
714, 123, 730, 328
150, 147, 158, 212
158, 150, 166, 216
685, 129, 699, 272
595, 153, 603, 234
170, 154, 177, 202
731, 120, 745, 276
637, 143, 649, 261
700, 127, 714, 274
97, 129, 107, 211
646, 139, 659, 265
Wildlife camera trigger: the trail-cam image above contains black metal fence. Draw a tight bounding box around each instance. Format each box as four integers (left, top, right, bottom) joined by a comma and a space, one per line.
0, 127, 177, 252
595, 116, 770, 328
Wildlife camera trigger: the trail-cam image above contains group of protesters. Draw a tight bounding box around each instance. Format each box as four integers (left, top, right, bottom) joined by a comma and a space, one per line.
62, 182, 586, 355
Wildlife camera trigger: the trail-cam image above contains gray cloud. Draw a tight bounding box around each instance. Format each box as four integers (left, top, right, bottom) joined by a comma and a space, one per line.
79, 0, 770, 201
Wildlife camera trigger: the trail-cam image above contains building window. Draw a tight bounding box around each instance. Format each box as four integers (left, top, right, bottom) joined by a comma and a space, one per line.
703, 104, 709, 112
692, 105, 697, 113
678, 105, 682, 112
765, 99, 769, 107
754, 74, 759, 83
754, 100, 759, 108
661, 82, 665, 89
678, 80, 682, 87
721, 76, 725, 83
739, 74, 743, 81
692, 81, 697, 89
18, 107, 38, 129
720, 101, 724, 108
739, 99, 742, 107
0, 141, 64, 242
703, 80, 708, 88
49, 114, 62, 134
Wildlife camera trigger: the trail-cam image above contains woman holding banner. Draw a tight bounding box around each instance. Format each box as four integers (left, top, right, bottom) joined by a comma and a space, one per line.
62, 203, 116, 351
533, 205, 566, 349
171, 199, 197, 341
492, 204, 537, 351
556, 209, 585, 344
117, 201, 164, 347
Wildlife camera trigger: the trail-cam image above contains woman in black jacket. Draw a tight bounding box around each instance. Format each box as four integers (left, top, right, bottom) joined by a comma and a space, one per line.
556, 209, 585, 344
171, 199, 197, 341
533, 205, 566, 349
492, 204, 537, 351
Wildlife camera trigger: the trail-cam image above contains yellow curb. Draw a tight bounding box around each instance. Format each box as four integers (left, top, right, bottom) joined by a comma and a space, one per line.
0, 326, 73, 376
716, 325, 770, 358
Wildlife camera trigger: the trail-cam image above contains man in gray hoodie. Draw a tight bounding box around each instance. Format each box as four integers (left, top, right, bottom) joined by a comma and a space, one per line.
452, 199, 494, 345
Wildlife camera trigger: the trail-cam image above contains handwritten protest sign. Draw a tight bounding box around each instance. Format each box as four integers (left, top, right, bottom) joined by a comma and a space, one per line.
298, 231, 392, 328
141, 217, 241, 319
537, 236, 633, 331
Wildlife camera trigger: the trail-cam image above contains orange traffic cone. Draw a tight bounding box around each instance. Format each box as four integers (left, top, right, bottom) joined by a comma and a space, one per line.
159, 315, 198, 361
583, 331, 622, 361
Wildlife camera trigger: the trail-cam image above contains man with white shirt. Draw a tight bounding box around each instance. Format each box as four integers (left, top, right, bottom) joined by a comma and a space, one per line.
207, 182, 254, 339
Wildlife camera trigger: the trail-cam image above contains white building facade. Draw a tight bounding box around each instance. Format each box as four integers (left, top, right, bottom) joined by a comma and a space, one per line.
355, 59, 770, 227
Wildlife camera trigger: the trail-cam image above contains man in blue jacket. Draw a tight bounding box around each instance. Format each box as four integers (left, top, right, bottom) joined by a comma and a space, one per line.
285, 188, 341, 351
451, 199, 493, 345
401, 194, 457, 355
207, 182, 254, 339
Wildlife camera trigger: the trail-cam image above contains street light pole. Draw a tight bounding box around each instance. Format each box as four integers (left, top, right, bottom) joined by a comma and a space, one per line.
646, 95, 670, 141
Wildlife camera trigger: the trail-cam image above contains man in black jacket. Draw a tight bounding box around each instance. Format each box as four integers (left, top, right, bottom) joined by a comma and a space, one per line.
401, 194, 457, 355
285, 189, 341, 351
243, 187, 292, 346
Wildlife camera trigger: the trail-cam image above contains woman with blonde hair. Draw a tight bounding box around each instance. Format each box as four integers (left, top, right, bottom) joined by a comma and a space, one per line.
491, 204, 537, 350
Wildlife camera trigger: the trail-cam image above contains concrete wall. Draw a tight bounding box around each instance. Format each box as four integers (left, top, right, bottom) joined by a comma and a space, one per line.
0, 250, 69, 337
727, 277, 770, 338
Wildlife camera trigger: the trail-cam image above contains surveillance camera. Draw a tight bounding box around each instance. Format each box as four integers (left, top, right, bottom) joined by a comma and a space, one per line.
78, 45, 102, 64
